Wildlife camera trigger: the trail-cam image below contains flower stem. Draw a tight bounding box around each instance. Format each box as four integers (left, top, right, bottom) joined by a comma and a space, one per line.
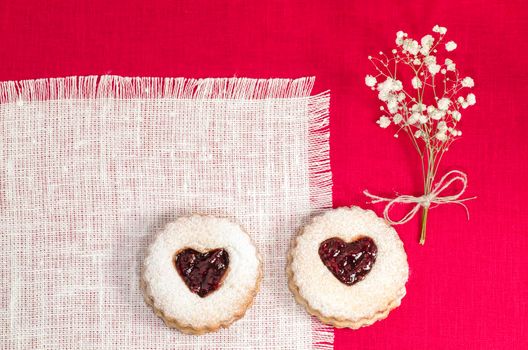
420, 206, 429, 245
420, 145, 435, 245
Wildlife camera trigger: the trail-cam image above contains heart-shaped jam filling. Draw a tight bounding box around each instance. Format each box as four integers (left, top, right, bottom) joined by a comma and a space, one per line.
318, 237, 377, 286
174, 248, 229, 297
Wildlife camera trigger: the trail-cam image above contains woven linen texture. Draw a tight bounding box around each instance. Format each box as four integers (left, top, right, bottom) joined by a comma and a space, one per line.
0, 76, 333, 349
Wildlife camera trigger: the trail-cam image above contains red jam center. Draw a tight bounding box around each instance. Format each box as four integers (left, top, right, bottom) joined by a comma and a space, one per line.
318, 237, 377, 286
174, 248, 229, 297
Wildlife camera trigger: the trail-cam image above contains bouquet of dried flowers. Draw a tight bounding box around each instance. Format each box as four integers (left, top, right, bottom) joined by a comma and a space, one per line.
364, 25, 476, 244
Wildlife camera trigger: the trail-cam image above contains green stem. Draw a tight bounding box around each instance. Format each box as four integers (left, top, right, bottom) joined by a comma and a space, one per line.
420, 145, 435, 245
420, 206, 429, 245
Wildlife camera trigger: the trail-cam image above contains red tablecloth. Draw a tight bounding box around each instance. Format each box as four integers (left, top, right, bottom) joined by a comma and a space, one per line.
1, 1, 526, 348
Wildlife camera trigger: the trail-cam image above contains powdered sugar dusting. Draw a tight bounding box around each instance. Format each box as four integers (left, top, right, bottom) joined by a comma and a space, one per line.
290, 207, 409, 322
143, 215, 260, 328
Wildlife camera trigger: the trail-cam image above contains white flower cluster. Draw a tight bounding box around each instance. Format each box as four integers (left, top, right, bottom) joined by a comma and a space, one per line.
366, 25, 476, 148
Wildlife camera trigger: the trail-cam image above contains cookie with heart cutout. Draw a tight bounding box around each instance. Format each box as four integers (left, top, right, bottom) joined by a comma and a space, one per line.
287, 206, 409, 329
141, 215, 262, 334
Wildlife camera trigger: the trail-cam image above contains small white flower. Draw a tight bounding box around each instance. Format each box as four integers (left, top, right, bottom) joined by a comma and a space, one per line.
424, 55, 437, 66
387, 98, 399, 114
457, 96, 465, 103
377, 116, 391, 128
413, 58, 421, 65
402, 39, 420, 55
437, 97, 451, 110
441, 69, 447, 74
435, 109, 446, 120
433, 25, 447, 35
377, 78, 394, 101
461, 101, 469, 109
414, 130, 422, 138
461, 77, 475, 88
445, 41, 457, 51
437, 121, 448, 131
396, 30, 407, 45
421, 34, 434, 47
418, 113, 428, 124
411, 76, 422, 89
436, 132, 448, 141
452, 110, 462, 121
420, 34, 434, 55
393, 113, 403, 124
445, 58, 456, 71
428, 63, 441, 75
457, 130, 462, 136
466, 93, 476, 105
397, 92, 406, 102
365, 75, 377, 87
408, 113, 419, 124
377, 78, 403, 102
411, 103, 426, 113
428, 107, 446, 120
378, 89, 390, 102
378, 78, 402, 93
396, 30, 406, 38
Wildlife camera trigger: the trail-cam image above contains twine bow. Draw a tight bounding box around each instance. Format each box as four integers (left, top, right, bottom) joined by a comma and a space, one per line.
363, 170, 476, 225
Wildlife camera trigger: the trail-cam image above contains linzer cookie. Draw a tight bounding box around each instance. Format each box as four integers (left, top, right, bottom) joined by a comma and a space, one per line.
141, 215, 262, 334
287, 207, 409, 329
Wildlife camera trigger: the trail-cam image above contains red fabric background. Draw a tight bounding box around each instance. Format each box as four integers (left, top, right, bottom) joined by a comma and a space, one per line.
1, 1, 527, 349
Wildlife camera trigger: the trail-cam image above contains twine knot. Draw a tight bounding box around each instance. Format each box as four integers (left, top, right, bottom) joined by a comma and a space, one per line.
421, 193, 433, 208
363, 170, 476, 225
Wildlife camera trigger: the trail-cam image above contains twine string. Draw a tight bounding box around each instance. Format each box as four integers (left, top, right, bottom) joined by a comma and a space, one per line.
364, 170, 476, 225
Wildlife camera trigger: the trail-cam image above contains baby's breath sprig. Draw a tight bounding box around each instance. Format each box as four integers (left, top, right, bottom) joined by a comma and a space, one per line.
364, 25, 476, 245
